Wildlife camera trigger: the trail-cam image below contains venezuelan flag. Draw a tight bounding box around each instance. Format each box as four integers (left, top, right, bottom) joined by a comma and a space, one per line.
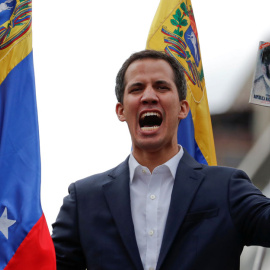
146, 0, 216, 165
0, 0, 55, 268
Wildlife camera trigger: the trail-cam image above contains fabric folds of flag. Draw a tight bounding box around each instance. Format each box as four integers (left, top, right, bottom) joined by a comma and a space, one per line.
146, 0, 216, 165
0, 0, 56, 269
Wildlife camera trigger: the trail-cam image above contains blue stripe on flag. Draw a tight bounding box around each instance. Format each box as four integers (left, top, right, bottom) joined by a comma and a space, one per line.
177, 111, 207, 165
0, 51, 42, 267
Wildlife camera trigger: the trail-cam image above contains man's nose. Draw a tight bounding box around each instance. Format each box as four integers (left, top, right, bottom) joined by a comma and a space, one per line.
141, 87, 159, 104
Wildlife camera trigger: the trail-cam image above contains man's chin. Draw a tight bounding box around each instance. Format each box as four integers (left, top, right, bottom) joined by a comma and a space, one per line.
133, 138, 165, 152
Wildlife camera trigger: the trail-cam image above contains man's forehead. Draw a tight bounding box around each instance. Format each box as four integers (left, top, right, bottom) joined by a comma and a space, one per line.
126, 58, 172, 70
124, 58, 174, 84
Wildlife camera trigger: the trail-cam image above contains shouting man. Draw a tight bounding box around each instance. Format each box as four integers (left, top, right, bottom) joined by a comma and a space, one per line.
52, 50, 270, 270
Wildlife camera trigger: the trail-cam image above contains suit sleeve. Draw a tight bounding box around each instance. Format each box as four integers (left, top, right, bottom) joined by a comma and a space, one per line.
229, 169, 270, 246
52, 183, 86, 270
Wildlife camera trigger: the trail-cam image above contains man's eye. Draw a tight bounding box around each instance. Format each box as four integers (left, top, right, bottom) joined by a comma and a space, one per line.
130, 88, 141, 93
158, 86, 169, 90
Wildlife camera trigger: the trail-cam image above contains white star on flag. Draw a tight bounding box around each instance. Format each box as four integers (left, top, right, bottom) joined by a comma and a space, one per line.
0, 207, 16, 239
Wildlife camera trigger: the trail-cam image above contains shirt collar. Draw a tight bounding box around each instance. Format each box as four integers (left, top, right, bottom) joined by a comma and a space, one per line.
128, 146, 184, 183
129, 153, 140, 183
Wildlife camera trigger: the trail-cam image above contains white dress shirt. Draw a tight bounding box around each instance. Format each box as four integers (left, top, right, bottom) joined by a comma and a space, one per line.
129, 146, 184, 270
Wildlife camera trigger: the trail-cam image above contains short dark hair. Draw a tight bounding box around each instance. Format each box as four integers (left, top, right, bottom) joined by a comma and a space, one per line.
115, 50, 187, 103
261, 46, 270, 65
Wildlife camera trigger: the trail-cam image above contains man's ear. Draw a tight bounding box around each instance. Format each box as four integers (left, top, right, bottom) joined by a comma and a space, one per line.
116, 102, 126, 122
178, 100, 190, 120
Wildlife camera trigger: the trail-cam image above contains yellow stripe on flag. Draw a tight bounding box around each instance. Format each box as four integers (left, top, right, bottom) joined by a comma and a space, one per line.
0, 0, 32, 85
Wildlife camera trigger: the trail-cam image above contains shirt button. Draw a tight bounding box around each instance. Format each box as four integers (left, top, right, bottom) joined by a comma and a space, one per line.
142, 169, 146, 173
149, 268, 155, 270
149, 230, 154, 236
150, 194, 156, 200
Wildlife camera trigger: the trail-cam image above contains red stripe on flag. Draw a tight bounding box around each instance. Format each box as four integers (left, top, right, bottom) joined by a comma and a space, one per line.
5, 214, 56, 270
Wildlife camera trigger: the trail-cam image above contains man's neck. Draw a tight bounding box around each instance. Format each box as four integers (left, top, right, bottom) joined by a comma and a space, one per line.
132, 145, 180, 173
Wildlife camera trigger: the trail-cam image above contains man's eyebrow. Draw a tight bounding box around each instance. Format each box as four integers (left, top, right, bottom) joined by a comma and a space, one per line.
154, 80, 171, 86
127, 82, 144, 89
126, 80, 171, 89
155, 80, 169, 83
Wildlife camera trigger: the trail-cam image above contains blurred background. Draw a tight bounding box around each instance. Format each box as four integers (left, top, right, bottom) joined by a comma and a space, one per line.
32, 0, 270, 269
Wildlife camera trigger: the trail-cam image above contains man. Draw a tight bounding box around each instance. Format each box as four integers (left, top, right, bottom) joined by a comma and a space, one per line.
52, 50, 270, 270
253, 45, 270, 98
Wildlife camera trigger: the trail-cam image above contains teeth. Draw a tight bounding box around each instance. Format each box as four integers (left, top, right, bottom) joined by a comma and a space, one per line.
141, 112, 161, 119
141, 126, 159, 131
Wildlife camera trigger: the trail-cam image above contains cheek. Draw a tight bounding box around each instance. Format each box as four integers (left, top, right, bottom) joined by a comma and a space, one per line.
173, 103, 183, 116
123, 99, 140, 115
123, 107, 137, 126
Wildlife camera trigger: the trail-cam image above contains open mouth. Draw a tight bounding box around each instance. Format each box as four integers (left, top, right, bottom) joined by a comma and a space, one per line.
139, 112, 162, 131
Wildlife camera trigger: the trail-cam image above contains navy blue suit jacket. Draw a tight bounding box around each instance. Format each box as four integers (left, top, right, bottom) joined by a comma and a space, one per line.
52, 151, 270, 270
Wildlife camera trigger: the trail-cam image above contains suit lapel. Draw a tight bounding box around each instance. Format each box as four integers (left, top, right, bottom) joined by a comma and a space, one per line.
102, 159, 144, 270
157, 151, 205, 270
